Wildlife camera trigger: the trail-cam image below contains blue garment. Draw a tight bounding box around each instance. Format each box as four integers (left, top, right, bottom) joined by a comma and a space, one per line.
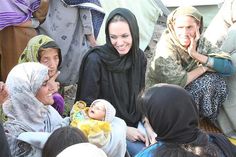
212, 58, 235, 76
135, 142, 162, 157
127, 140, 146, 157
135, 137, 227, 157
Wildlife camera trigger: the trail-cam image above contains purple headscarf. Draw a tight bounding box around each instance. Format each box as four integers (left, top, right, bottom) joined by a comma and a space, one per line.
0, 0, 40, 30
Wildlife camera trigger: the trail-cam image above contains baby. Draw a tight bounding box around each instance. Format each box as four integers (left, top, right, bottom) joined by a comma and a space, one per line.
70, 99, 116, 147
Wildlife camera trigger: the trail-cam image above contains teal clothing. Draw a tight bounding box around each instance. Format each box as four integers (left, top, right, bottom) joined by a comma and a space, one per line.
135, 142, 162, 157
135, 138, 226, 157
213, 58, 235, 76
136, 137, 228, 157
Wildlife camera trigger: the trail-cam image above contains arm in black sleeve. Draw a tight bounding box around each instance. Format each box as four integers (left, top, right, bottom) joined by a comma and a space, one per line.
75, 53, 101, 105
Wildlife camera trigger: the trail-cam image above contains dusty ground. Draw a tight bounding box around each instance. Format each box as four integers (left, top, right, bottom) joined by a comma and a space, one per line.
63, 22, 167, 115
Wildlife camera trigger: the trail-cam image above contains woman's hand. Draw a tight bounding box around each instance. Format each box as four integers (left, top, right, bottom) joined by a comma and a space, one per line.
187, 28, 200, 58
48, 71, 60, 93
143, 118, 157, 146
126, 126, 146, 143
0, 82, 8, 104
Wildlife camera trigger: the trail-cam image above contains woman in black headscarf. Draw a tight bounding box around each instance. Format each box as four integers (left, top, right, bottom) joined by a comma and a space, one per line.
136, 83, 236, 157
75, 8, 150, 156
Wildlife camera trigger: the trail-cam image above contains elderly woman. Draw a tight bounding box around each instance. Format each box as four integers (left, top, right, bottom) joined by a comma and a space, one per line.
146, 6, 235, 123
2, 62, 64, 157
136, 84, 236, 157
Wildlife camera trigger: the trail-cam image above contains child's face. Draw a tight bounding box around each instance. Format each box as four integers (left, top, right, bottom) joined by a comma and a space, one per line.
39, 48, 60, 78
88, 102, 106, 121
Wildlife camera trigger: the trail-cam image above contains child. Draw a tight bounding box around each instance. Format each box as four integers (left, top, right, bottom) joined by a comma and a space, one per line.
70, 99, 116, 147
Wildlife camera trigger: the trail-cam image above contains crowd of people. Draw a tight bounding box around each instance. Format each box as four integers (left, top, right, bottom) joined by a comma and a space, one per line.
1, 0, 236, 157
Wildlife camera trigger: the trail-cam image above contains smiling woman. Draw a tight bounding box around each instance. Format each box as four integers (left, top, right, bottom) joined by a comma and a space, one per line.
75, 8, 150, 156
2, 62, 64, 157
35, 75, 54, 105
108, 16, 132, 56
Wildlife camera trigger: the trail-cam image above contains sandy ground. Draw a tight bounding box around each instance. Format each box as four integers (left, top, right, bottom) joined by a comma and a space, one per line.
63, 22, 167, 115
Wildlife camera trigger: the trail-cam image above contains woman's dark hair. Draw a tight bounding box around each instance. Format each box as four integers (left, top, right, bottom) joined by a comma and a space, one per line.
42, 126, 88, 157
109, 14, 127, 23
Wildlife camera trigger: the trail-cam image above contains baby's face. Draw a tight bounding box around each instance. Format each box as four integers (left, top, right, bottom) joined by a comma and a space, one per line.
88, 102, 106, 121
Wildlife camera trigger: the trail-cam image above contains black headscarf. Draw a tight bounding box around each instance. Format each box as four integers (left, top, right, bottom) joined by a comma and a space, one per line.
97, 7, 141, 72
140, 83, 199, 144
76, 8, 146, 127
138, 84, 221, 156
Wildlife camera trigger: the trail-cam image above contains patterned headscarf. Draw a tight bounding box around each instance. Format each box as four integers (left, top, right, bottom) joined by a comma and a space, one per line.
150, 6, 231, 83
19, 35, 62, 67
167, 6, 203, 51
3, 62, 61, 132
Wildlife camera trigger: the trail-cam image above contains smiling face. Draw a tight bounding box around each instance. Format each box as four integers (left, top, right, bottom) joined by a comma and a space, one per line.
174, 15, 200, 48
39, 48, 60, 77
35, 75, 54, 105
88, 102, 106, 121
109, 21, 132, 56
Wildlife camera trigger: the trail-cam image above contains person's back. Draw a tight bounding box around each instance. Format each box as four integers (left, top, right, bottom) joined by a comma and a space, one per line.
136, 84, 236, 157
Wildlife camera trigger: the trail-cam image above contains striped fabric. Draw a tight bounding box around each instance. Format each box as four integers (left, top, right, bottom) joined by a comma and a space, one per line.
0, 0, 40, 30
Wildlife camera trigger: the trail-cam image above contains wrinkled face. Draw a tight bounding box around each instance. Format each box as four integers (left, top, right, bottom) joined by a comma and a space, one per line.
39, 48, 60, 77
88, 102, 106, 121
35, 75, 54, 105
109, 21, 132, 56
174, 15, 200, 47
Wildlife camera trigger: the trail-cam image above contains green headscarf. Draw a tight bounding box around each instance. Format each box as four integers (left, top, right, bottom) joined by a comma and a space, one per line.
19, 35, 62, 67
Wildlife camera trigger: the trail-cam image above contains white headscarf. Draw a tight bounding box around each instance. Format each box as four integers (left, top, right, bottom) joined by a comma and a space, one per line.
57, 143, 107, 157
3, 62, 62, 132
